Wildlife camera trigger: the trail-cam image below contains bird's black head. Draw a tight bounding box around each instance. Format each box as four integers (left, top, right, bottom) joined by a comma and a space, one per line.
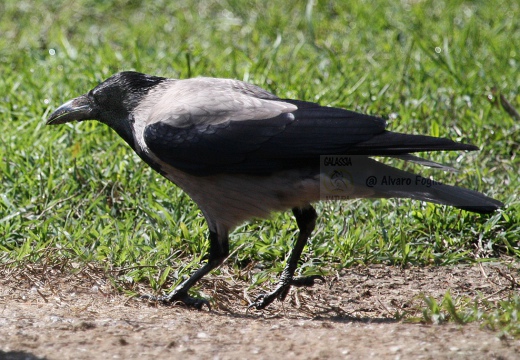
47, 71, 166, 147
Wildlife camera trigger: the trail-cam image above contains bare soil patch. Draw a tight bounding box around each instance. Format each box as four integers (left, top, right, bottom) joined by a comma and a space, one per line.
1, 261, 519, 359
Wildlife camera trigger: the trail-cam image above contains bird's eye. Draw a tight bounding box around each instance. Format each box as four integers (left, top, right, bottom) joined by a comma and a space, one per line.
90, 89, 107, 105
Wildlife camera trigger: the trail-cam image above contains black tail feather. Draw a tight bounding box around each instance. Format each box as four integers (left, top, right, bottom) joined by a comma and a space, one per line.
350, 131, 478, 155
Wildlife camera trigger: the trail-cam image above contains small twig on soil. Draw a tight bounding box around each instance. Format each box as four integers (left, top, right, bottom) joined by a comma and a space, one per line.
108, 265, 161, 273
36, 288, 49, 303
495, 268, 520, 289
500, 93, 520, 121
478, 262, 489, 279
482, 287, 509, 303
376, 293, 395, 318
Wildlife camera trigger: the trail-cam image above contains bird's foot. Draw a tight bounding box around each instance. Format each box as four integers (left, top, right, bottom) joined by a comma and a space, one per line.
290, 274, 325, 288
141, 291, 210, 310
249, 275, 325, 310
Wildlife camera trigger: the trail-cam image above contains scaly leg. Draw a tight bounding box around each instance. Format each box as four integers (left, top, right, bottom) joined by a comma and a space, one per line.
142, 229, 229, 310
250, 205, 324, 310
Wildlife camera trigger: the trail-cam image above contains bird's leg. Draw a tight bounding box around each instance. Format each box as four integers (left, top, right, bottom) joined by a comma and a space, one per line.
250, 205, 324, 310
142, 229, 229, 310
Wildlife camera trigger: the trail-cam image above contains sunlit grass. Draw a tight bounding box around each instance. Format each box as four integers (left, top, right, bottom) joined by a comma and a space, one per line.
1, 0, 519, 335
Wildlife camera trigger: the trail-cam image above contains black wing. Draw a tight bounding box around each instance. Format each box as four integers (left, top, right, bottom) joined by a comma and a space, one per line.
143, 100, 476, 176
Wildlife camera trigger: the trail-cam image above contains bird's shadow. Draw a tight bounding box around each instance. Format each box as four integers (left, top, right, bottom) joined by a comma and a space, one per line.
209, 305, 399, 325
0, 350, 47, 360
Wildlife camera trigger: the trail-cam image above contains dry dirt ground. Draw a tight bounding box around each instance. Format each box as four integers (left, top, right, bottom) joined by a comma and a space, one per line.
1, 261, 519, 360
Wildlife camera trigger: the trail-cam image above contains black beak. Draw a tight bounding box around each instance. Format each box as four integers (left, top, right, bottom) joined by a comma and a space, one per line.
47, 94, 96, 125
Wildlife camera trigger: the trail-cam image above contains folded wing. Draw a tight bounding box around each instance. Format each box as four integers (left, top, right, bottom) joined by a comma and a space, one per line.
143, 90, 476, 176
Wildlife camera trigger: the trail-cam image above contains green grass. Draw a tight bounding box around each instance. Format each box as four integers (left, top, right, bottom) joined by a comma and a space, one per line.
1, 0, 519, 334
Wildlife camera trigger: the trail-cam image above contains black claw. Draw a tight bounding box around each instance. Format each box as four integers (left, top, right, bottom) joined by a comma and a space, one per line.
248, 285, 290, 310
248, 292, 279, 310
141, 292, 211, 310
290, 275, 325, 287
248, 275, 325, 310
253, 294, 266, 303
248, 293, 274, 310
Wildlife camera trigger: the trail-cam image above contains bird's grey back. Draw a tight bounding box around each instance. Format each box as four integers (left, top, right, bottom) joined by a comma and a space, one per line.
142, 77, 298, 128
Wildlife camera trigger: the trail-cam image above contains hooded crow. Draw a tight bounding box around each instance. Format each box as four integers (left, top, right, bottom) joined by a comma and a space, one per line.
47, 71, 503, 310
